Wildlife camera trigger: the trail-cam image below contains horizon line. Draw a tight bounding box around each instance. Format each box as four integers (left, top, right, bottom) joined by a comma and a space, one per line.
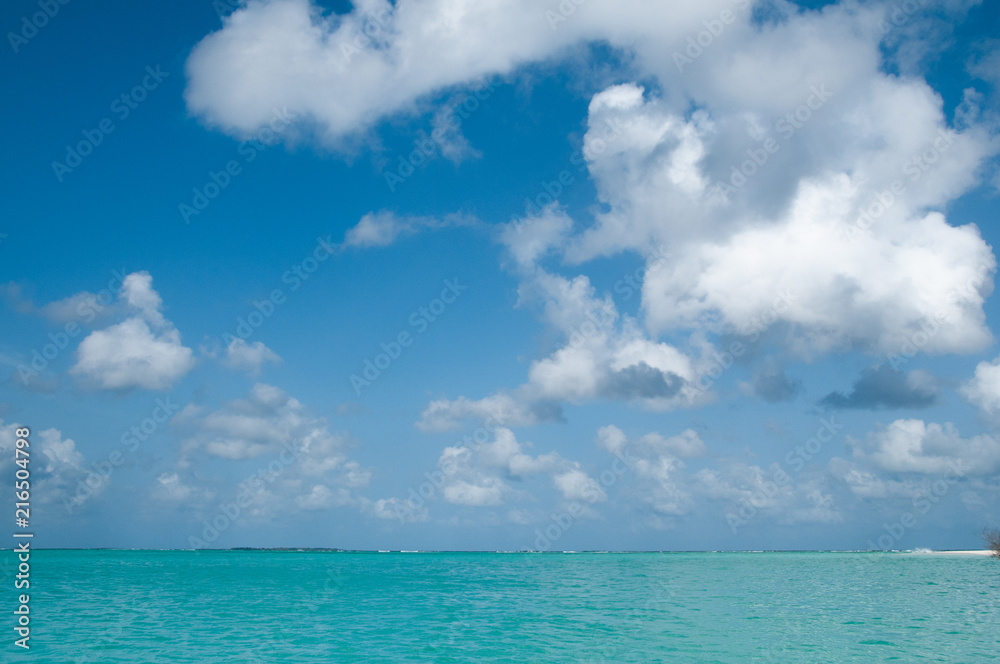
23, 547, 995, 554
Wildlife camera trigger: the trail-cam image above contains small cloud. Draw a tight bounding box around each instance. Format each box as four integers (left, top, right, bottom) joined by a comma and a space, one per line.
553, 469, 606, 503
0, 421, 106, 513
71, 319, 195, 391
416, 392, 563, 432
635, 429, 707, 459
821, 366, 938, 410
847, 419, 1000, 475
499, 207, 573, 269
431, 97, 482, 164
961, 354, 1000, 419
381, 428, 591, 511
597, 425, 628, 456
2, 274, 127, 325
153, 473, 201, 502
596, 424, 702, 521
443, 478, 506, 507
341, 211, 476, 249
69, 272, 195, 392
967, 39, 1000, 89
179, 383, 342, 462
222, 338, 281, 376
296, 485, 355, 511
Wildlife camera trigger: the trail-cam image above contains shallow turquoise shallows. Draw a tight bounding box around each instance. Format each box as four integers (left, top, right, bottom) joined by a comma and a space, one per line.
5, 550, 999, 662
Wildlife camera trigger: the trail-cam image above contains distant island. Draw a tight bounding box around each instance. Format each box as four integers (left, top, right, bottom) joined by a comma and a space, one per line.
229, 547, 348, 552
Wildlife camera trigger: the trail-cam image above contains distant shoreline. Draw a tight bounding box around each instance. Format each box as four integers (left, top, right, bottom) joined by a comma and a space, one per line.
911, 549, 994, 556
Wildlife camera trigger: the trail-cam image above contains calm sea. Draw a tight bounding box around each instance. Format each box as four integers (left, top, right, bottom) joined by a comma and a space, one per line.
5, 550, 998, 662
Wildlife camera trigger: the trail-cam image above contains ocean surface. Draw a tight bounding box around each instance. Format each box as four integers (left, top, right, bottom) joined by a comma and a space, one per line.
5, 550, 999, 662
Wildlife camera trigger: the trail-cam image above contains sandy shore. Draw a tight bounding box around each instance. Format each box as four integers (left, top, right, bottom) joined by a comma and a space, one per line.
923, 550, 996, 556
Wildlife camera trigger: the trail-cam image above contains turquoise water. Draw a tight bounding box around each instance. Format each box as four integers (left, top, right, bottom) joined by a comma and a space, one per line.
5, 550, 999, 662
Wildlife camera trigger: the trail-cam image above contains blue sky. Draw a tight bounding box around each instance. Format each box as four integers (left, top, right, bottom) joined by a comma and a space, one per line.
2, 0, 999, 551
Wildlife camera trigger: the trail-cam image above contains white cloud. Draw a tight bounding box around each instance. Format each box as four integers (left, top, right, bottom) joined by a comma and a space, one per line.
553, 469, 606, 503
153, 472, 212, 503
39, 291, 116, 324
295, 484, 355, 510
179, 383, 339, 461
477, 428, 563, 475
394, 427, 600, 509
223, 338, 281, 375
969, 41, 1000, 90
0, 422, 105, 514
882, 0, 984, 76
416, 392, 561, 432
184, 0, 738, 145
569, 78, 994, 348
164, 384, 371, 519
435, 428, 553, 506
71, 319, 195, 391
442, 478, 507, 507
827, 415, 1000, 514
431, 97, 481, 163
961, 355, 1000, 419
846, 419, 1000, 475
596, 424, 628, 456
565, 16, 998, 356
1, 274, 127, 325
70, 272, 195, 391
638, 182, 995, 355
499, 206, 573, 270
826, 460, 916, 500
341, 210, 475, 249
599, 425, 695, 520
416, 266, 707, 432
594, 424, 842, 528
339, 460, 373, 488
121, 271, 166, 327
635, 429, 707, 460
696, 464, 842, 527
